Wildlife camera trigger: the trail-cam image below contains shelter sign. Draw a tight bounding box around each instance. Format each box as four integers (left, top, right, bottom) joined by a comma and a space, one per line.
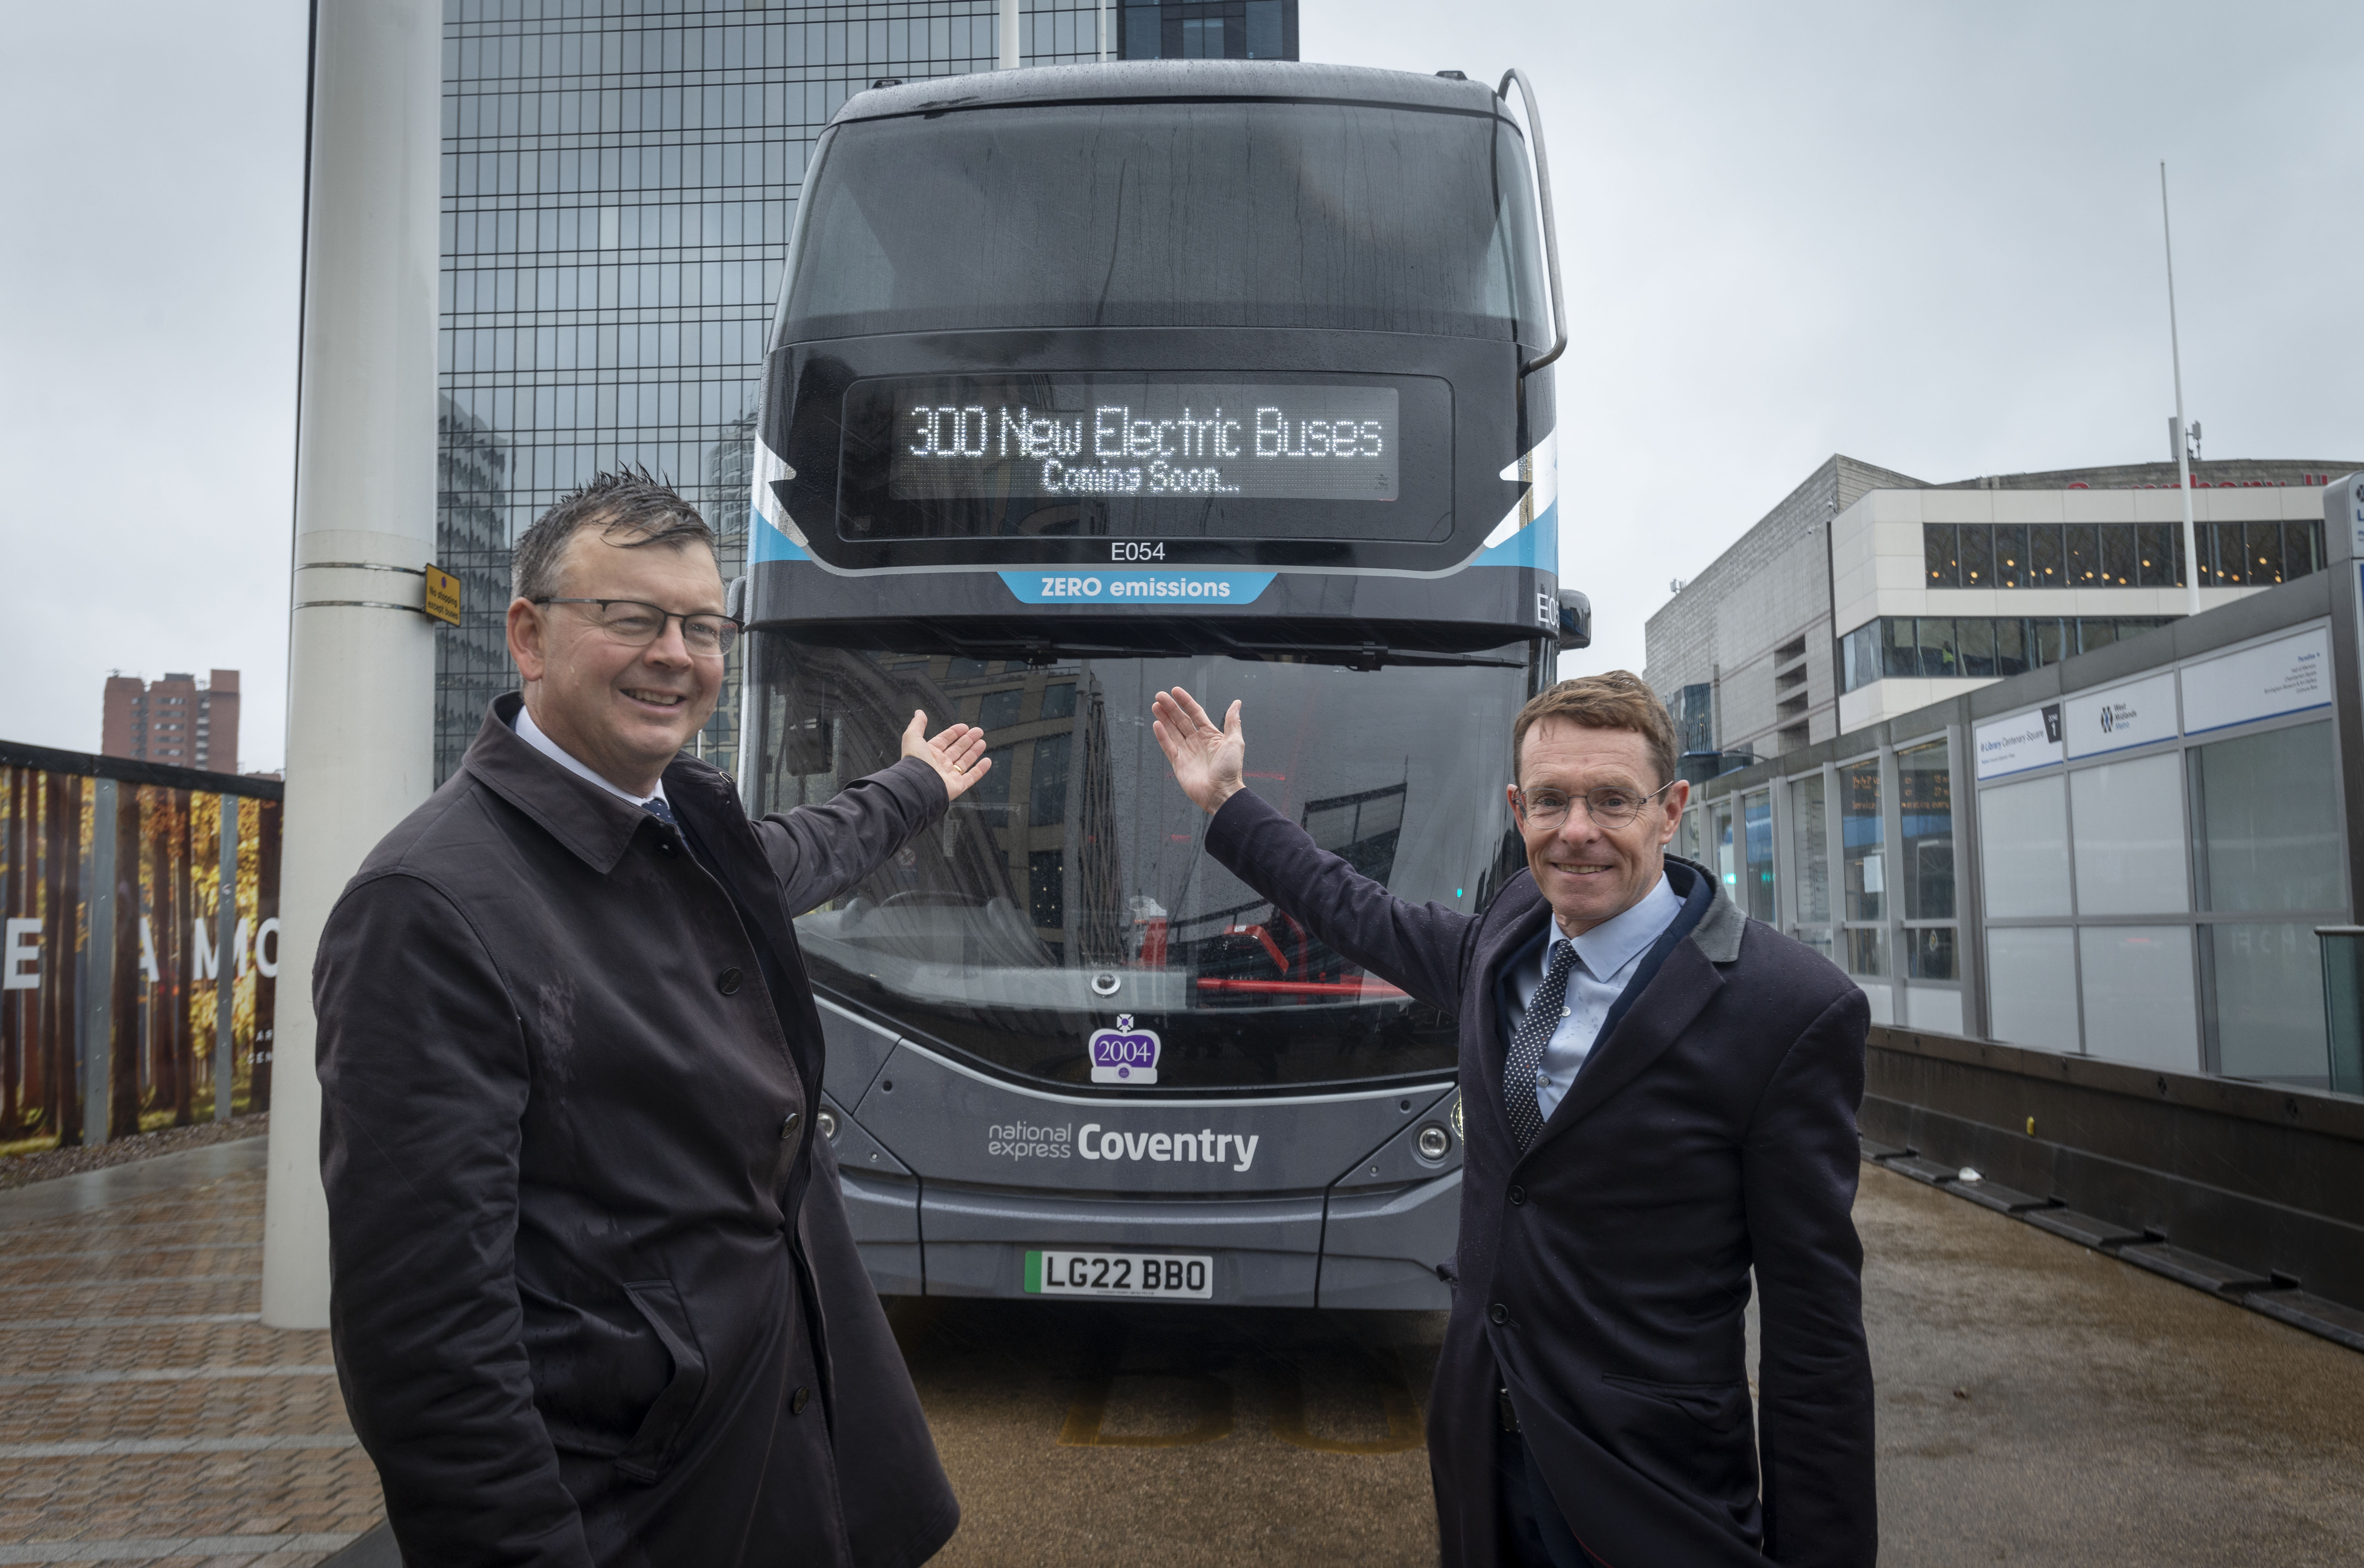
1974, 706, 2064, 781
2179, 627, 2330, 736
2063, 672, 2179, 759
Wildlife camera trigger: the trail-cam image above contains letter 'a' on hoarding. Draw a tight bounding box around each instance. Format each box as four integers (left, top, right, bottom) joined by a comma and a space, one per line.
422, 564, 463, 626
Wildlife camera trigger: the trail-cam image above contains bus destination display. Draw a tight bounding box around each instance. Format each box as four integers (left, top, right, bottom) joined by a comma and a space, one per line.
888, 381, 1399, 503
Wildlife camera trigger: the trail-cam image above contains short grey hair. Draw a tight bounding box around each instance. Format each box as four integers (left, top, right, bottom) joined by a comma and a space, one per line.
511, 467, 715, 602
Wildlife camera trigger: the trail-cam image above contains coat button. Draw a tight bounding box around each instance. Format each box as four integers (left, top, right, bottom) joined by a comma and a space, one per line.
1508, 1184, 1526, 1206
791, 1385, 811, 1415
780, 1111, 801, 1142
1489, 1303, 1509, 1325
717, 967, 743, 995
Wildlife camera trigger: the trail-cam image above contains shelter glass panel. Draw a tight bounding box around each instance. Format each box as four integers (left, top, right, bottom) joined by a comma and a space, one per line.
1741, 789, 1774, 922
2192, 720, 2343, 914
1841, 758, 1883, 924
2080, 925, 2199, 1070
1899, 739, 1953, 920
1791, 772, 1830, 924
1980, 774, 2070, 917
2211, 922, 2328, 1086
2070, 754, 2188, 916
1985, 926, 2079, 1051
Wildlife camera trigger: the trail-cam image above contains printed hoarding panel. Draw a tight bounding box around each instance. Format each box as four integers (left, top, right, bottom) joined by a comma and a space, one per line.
0, 762, 279, 1154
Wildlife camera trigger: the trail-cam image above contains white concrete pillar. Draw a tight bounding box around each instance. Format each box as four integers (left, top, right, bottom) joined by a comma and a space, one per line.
262, 0, 443, 1331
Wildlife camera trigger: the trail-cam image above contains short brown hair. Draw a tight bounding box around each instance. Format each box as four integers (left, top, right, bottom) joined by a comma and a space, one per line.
1512, 672, 1680, 787
511, 466, 715, 603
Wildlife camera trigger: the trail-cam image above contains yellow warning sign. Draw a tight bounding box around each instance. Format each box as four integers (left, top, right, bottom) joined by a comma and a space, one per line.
423, 564, 463, 626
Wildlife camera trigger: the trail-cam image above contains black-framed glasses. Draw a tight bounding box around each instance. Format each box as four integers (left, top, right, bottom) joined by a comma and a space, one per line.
1513, 779, 1677, 832
536, 598, 741, 659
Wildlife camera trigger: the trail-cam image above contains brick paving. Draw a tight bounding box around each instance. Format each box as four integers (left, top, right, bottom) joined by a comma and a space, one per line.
0, 1144, 382, 1566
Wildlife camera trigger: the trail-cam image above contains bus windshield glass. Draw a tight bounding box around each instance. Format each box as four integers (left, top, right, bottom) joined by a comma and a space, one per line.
749, 637, 1536, 1091
780, 100, 1550, 343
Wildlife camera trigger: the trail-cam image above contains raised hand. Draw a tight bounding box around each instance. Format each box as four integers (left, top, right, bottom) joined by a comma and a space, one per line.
1150, 687, 1245, 814
901, 711, 993, 803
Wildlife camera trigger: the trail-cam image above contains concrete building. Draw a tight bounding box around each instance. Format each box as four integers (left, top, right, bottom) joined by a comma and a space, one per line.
1645, 457, 2357, 772
100, 669, 239, 774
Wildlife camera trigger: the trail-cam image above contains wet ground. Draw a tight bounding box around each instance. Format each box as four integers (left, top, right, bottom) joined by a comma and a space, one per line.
9, 1144, 2362, 1564
892, 1161, 2364, 1567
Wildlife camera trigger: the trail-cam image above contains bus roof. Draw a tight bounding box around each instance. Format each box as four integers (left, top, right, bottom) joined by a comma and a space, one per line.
835, 60, 1505, 126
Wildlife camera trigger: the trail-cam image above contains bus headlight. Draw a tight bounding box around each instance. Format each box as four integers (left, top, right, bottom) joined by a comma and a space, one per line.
1415, 1123, 1452, 1162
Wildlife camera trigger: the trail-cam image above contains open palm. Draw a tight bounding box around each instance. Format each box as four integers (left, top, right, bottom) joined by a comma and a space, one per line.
1150, 687, 1245, 814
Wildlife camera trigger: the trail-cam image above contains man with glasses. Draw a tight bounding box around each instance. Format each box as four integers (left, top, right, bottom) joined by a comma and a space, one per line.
314, 471, 982, 1567
1152, 673, 1874, 1567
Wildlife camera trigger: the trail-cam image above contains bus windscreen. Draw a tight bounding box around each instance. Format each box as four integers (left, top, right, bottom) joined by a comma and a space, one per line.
749, 637, 1537, 1091
778, 101, 1550, 342
887, 379, 1399, 502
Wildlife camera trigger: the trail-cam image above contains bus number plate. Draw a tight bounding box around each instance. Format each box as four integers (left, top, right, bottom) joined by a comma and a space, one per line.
1025, 1250, 1213, 1299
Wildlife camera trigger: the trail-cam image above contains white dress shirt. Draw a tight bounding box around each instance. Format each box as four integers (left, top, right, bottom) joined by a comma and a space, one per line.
512, 704, 671, 812
1504, 873, 1686, 1121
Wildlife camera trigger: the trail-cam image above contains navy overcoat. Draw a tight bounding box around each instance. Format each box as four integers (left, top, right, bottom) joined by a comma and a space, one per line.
1206, 789, 1875, 1566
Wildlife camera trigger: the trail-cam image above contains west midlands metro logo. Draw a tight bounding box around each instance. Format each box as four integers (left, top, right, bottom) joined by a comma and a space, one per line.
1089, 1014, 1161, 1084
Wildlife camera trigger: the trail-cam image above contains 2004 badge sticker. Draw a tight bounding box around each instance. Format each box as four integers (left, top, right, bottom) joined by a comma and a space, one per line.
1089, 1014, 1161, 1084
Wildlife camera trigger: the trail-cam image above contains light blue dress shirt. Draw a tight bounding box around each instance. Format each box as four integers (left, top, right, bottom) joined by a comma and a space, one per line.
1505, 873, 1685, 1121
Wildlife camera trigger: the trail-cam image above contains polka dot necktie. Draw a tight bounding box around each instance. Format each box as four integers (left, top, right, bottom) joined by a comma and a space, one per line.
1504, 940, 1578, 1152
642, 796, 679, 830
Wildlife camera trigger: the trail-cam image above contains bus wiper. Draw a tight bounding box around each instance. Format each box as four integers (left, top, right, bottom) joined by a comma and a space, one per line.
1208, 635, 1530, 671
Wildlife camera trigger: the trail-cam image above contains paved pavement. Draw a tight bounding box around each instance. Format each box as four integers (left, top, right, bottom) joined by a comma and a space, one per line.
9, 1141, 2364, 1565
1862, 1163, 2364, 1564
0, 1138, 379, 1567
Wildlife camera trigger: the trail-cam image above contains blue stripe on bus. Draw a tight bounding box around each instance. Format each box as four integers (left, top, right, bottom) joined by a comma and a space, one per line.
1473, 500, 1558, 571
998, 571, 1277, 605
752, 511, 809, 562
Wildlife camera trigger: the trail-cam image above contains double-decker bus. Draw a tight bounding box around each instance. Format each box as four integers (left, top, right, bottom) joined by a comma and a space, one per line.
739, 60, 1578, 1309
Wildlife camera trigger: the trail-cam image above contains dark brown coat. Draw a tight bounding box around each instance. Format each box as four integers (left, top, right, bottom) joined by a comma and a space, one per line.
316, 695, 959, 1567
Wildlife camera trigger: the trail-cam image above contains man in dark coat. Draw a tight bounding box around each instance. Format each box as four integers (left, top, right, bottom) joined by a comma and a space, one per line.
315, 471, 984, 1567
1152, 673, 1875, 1567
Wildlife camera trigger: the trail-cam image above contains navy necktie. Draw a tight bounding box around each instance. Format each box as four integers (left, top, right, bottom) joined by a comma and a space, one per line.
642, 795, 679, 830
1504, 940, 1578, 1152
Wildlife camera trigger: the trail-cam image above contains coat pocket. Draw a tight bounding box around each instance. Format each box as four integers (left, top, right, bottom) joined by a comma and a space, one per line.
613, 1280, 709, 1484
1599, 1372, 1752, 1432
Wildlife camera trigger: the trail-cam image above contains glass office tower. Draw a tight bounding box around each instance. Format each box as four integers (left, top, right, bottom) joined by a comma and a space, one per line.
435, 0, 1300, 783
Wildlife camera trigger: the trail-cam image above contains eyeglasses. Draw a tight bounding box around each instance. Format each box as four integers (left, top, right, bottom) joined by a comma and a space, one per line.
1513, 779, 1677, 832
535, 598, 741, 659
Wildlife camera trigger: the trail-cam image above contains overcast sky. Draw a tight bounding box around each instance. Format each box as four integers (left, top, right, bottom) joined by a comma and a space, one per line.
3, 2, 2358, 768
